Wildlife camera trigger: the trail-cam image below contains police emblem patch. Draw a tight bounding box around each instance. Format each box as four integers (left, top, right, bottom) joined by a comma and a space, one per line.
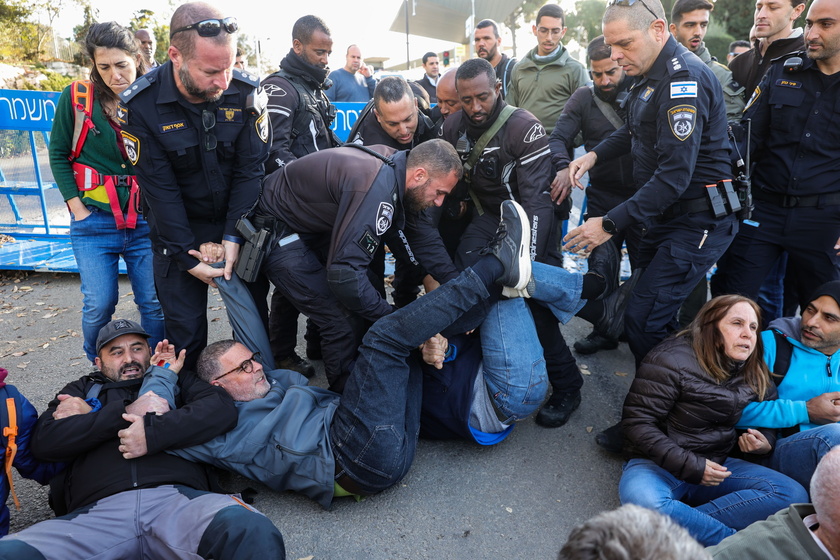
217, 107, 243, 123
523, 122, 546, 143
375, 202, 394, 235
357, 230, 379, 255
667, 105, 696, 141
121, 131, 140, 165
255, 112, 269, 144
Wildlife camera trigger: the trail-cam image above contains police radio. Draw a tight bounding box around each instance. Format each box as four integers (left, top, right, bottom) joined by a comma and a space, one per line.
731, 119, 753, 220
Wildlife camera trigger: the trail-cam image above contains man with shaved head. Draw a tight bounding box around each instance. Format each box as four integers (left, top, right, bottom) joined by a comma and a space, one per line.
326, 44, 376, 102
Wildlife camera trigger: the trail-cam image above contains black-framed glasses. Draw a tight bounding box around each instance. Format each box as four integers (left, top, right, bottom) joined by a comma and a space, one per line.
170, 17, 239, 38
215, 352, 261, 382
202, 109, 217, 151
608, 0, 660, 21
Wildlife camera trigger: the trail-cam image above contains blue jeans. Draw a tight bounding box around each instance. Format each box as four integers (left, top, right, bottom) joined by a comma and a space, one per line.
759, 424, 840, 491
329, 261, 588, 492
70, 208, 164, 362
619, 457, 808, 547
481, 262, 585, 420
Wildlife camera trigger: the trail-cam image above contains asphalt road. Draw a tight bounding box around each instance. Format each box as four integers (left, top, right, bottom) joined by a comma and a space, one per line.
0, 268, 636, 560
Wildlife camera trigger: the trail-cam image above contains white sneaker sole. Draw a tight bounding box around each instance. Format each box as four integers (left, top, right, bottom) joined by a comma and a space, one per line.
504, 200, 532, 292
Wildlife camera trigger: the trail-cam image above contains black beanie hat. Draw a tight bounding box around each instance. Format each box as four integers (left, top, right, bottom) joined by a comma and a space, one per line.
808, 280, 840, 309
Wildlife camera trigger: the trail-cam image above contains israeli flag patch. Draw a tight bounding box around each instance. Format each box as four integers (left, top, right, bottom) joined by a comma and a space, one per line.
670, 81, 698, 98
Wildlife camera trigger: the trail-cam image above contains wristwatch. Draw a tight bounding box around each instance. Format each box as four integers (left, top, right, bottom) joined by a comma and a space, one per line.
601, 215, 617, 234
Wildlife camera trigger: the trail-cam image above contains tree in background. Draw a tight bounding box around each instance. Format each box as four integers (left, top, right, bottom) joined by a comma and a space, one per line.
504, 0, 544, 57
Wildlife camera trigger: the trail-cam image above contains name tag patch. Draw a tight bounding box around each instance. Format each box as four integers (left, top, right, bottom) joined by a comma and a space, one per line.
776, 79, 801, 88
358, 230, 379, 255
668, 105, 697, 141
160, 121, 188, 133
670, 81, 698, 98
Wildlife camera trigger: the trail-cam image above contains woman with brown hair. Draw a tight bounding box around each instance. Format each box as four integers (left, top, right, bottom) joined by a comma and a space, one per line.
49, 22, 164, 363
618, 295, 808, 546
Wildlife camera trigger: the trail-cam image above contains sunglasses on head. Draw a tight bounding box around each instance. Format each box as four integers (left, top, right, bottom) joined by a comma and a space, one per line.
170, 17, 239, 39
608, 0, 660, 21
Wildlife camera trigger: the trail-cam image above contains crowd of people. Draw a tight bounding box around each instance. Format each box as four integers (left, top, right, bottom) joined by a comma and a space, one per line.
0, 0, 838, 556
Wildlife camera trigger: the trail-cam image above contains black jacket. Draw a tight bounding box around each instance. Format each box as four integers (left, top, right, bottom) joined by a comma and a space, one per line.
730, 32, 805, 101
32, 367, 237, 512
622, 336, 777, 484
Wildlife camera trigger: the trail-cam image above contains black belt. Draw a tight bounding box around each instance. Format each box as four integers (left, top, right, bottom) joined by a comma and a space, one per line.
659, 197, 714, 222
753, 189, 840, 208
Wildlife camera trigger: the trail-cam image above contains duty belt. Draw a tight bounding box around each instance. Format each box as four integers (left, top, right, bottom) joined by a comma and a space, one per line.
753, 189, 840, 208
659, 197, 713, 222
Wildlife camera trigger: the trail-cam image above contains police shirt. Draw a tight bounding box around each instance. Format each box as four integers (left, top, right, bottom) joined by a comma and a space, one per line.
119, 62, 269, 270
592, 36, 731, 232
744, 52, 840, 196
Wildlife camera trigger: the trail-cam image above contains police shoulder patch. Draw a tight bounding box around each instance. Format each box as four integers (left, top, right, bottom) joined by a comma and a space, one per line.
744, 86, 761, 111
255, 112, 269, 143
357, 230, 380, 255
668, 105, 697, 141
120, 74, 153, 103
121, 131, 140, 165
670, 81, 698, 98
375, 202, 394, 235
523, 122, 546, 143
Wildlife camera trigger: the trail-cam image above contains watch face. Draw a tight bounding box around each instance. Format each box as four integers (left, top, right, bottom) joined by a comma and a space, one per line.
602, 218, 615, 233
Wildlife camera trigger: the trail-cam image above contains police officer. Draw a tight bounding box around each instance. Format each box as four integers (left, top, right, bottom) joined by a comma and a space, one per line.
711, 0, 840, 310
259, 15, 340, 376
119, 2, 269, 371
564, 0, 737, 445
347, 76, 437, 149
257, 140, 462, 393
441, 58, 585, 428
549, 35, 641, 355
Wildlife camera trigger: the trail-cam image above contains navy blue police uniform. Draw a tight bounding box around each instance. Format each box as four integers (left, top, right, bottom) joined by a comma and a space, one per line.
590, 36, 737, 365
119, 63, 269, 370
257, 145, 458, 393
711, 52, 840, 308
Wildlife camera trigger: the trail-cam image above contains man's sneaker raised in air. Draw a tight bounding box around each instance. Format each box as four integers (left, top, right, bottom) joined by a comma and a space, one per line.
480, 200, 532, 291
277, 353, 315, 378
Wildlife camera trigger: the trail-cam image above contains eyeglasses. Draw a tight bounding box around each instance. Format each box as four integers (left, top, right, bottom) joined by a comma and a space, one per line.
608, 0, 660, 22
215, 352, 261, 382
202, 110, 217, 151
170, 17, 239, 38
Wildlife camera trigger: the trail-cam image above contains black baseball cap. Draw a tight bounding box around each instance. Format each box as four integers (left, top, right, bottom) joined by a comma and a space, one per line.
95, 319, 150, 354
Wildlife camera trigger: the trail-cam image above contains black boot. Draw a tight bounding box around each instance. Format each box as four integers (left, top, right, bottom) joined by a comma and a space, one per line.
587, 241, 620, 300
574, 330, 619, 355
535, 390, 581, 428
595, 422, 624, 454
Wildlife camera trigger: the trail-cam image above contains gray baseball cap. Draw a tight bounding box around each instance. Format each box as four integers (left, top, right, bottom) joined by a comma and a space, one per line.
95, 319, 150, 354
